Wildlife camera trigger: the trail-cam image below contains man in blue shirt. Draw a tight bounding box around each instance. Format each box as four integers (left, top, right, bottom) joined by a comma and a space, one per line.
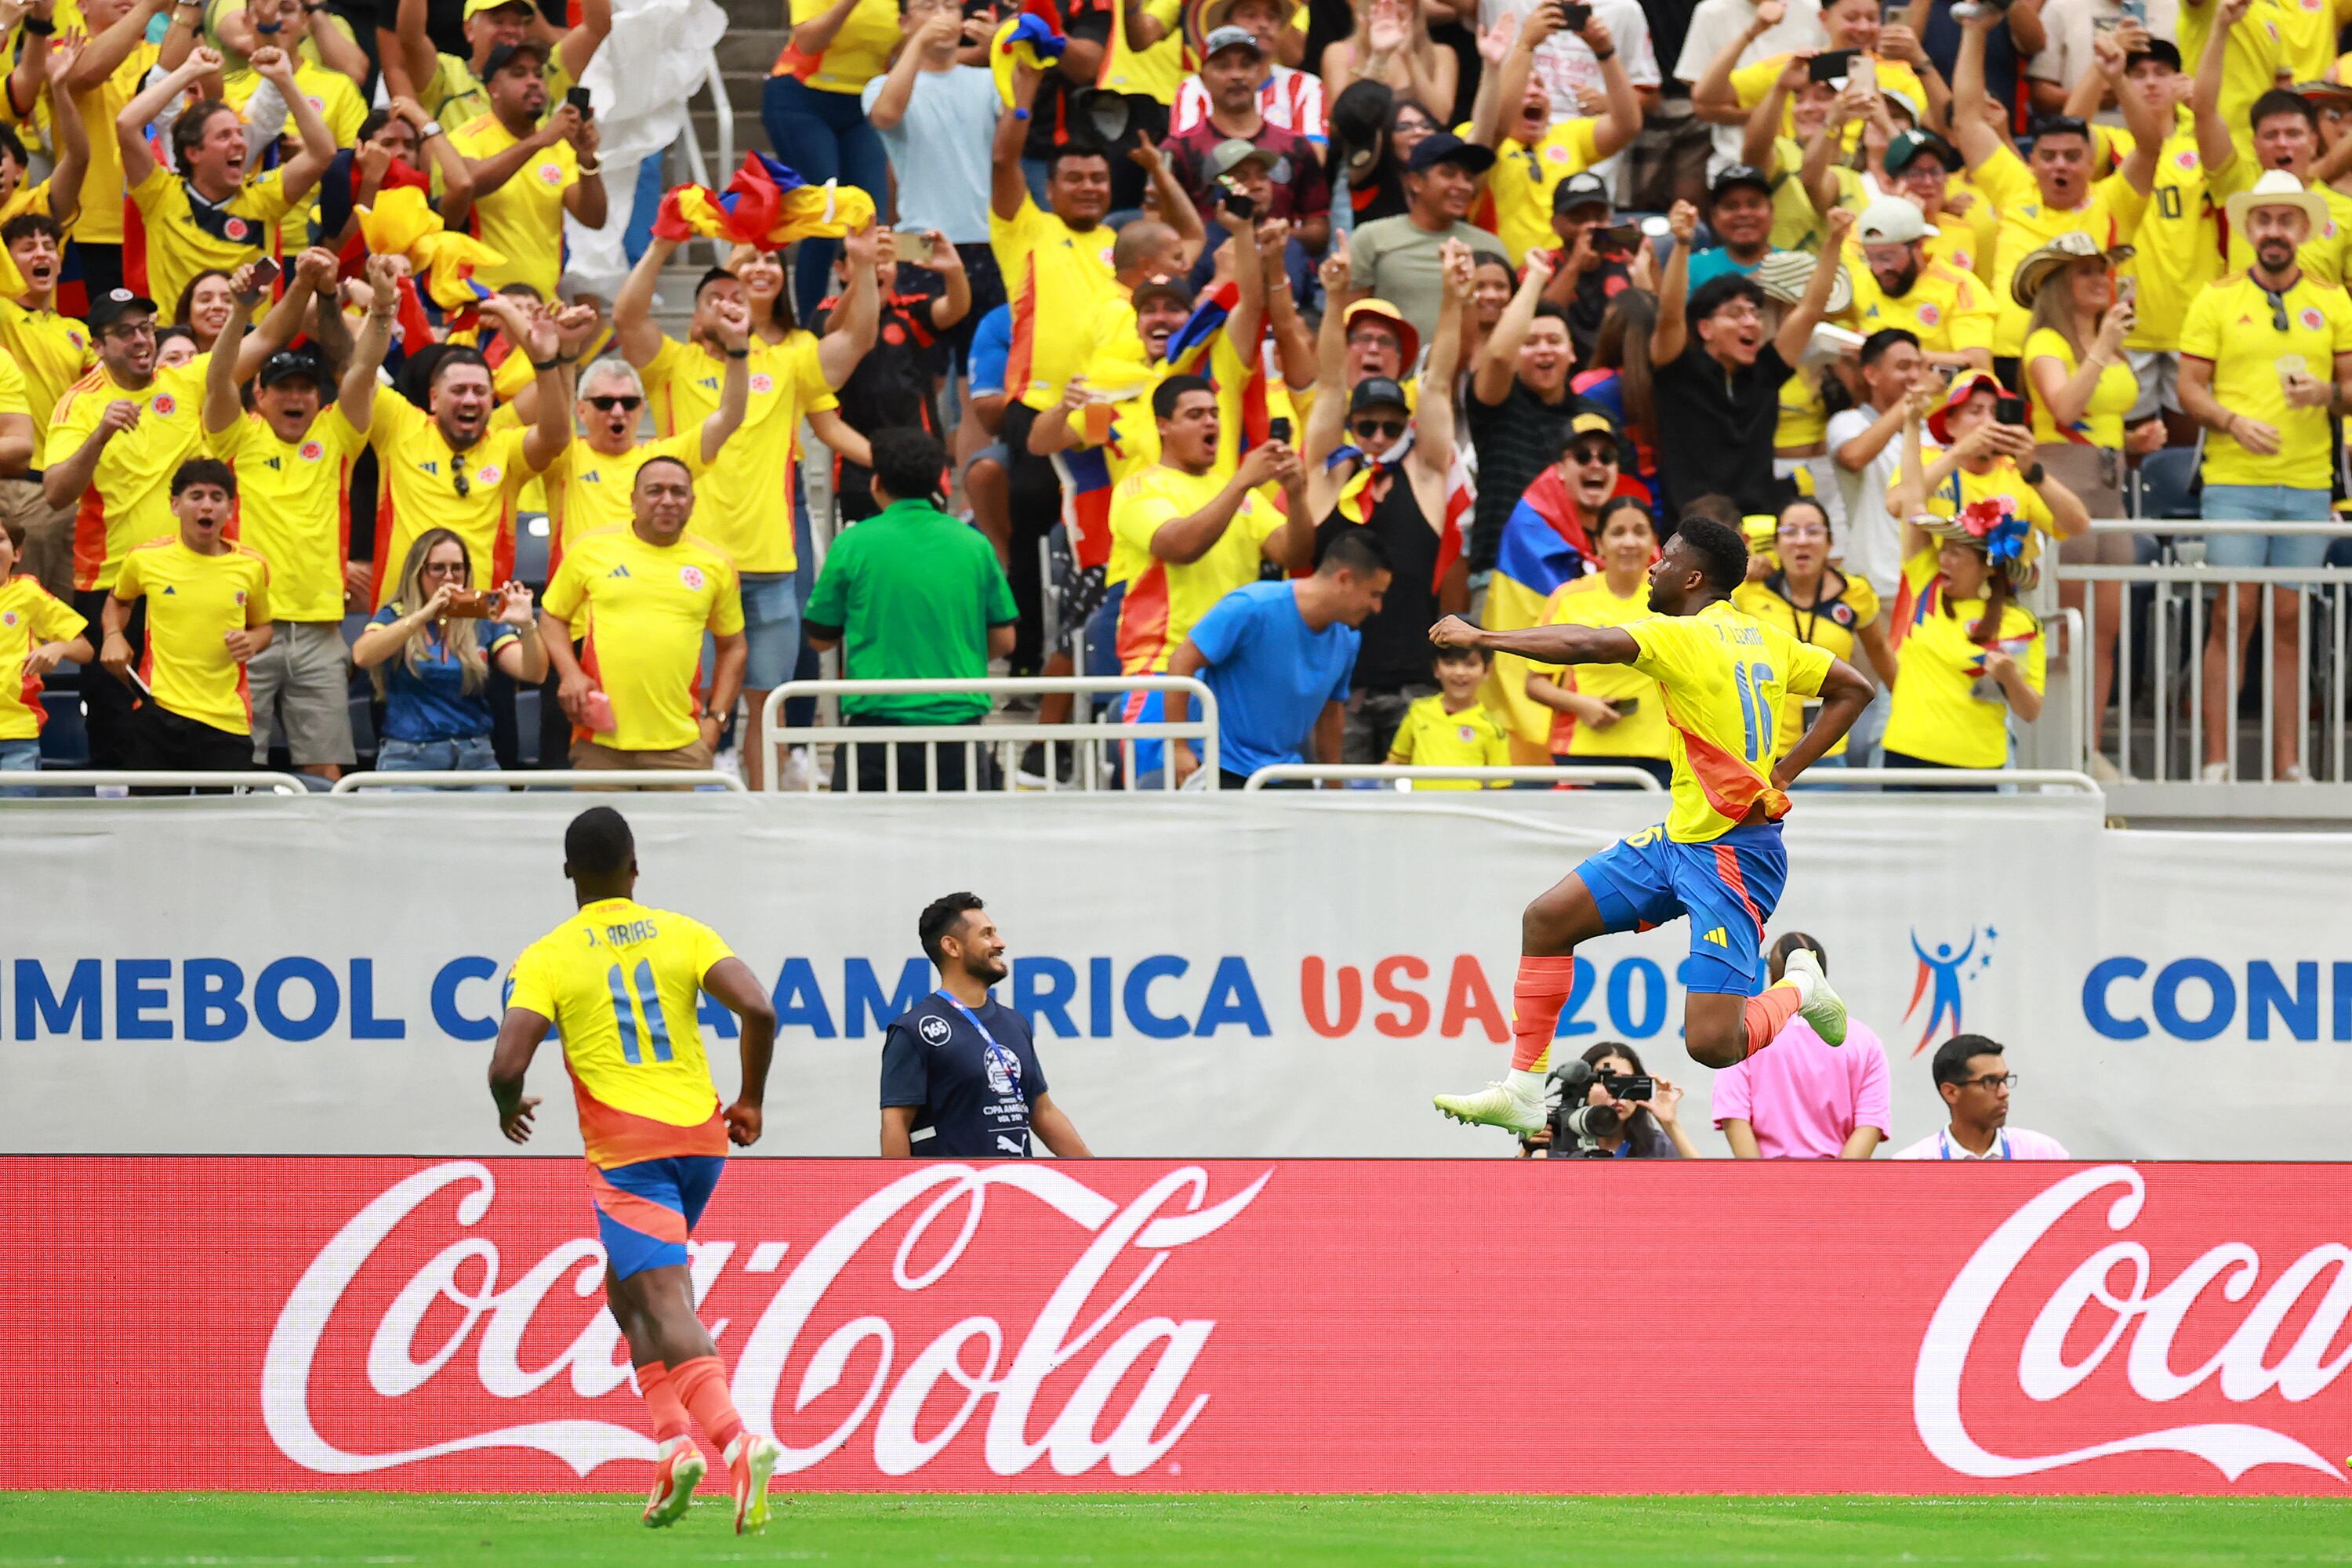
880, 892, 1094, 1159
1163, 529, 1392, 789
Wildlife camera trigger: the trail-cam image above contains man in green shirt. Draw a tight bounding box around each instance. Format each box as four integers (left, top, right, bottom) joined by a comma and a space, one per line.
805, 427, 1018, 793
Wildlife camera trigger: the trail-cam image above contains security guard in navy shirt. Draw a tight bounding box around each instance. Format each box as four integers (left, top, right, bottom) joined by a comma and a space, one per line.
880, 892, 1094, 1159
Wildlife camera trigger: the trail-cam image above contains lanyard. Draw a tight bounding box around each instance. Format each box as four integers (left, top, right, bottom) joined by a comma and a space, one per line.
935, 989, 1022, 1095
1939, 1127, 2008, 1160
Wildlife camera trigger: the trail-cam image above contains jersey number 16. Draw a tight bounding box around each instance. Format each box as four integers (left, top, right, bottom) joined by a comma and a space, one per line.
1732, 660, 1777, 763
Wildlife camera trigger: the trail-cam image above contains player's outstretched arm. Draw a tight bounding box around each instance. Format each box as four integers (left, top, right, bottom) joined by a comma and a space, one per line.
1430, 614, 1639, 667
1772, 656, 1873, 788
703, 957, 777, 1147
488, 1007, 551, 1143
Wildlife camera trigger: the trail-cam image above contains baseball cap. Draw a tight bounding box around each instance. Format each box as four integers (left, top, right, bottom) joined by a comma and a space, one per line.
1203, 24, 1262, 58
1405, 131, 1497, 176
1343, 298, 1420, 368
1552, 170, 1612, 216
1854, 194, 1939, 245
481, 38, 550, 79
1207, 138, 1279, 179
1927, 369, 2003, 445
1566, 407, 1620, 443
463, 0, 535, 16
1131, 274, 1193, 310
2126, 38, 2183, 71
1711, 162, 1772, 200
258, 350, 326, 388
85, 286, 158, 332
1348, 376, 1409, 415
1883, 129, 1958, 176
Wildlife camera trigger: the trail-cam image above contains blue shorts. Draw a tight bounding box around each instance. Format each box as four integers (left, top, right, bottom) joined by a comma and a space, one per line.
1574, 822, 1787, 996
739, 570, 802, 692
587, 1155, 724, 1280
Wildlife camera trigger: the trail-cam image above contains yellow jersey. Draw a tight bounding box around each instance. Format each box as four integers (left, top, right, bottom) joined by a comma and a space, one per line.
2022, 327, 2140, 449
1385, 691, 1509, 786
1623, 599, 1833, 843
504, 895, 734, 1163
0, 574, 86, 740
1489, 116, 1602, 266
42, 43, 156, 245
641, 332, 833, 575
1883, 546, 2042, 768
541, 431, 713, 636
1109, 463, 1284, 675
1731, 572, 1879, 758
2121, 127, 2220, 352
1099, 0, 1186, 103
2205, 152, 2352, 285
223, 62, 369, 255
0, 346, 24, 417
1846, 257, 1995, 361
421, 49, 576, 130
446, 114, 579, 299
209, 405, 368, 623
994, 196, 1121, 412
540, 524, 745, 752
128, 165, 296, 332
0, 299, 94, 426
786, 0, 900, 93
110, 535, 271, 735
367, 394, 543, 606
47, 358, 212, 592
2181, 269, 2352, 490
1972, 146, 2151, 357
1733, 53, 1926, 151
1892, 451, 2060, 569
1539, 575, 1673, 761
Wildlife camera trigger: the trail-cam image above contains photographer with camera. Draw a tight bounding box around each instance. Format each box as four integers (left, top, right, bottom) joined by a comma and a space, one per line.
1530, 1041, 1700, 1158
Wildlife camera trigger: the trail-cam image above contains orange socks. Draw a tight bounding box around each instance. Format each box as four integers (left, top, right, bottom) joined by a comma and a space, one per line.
1740, 982, 1803, 1059
667, 1355, 745, 1454
636, 1362, 691, 1444
1511, 956, 1580, 1074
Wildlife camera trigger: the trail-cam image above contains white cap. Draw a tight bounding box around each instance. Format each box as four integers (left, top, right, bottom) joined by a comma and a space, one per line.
1854, 194, 1939, 246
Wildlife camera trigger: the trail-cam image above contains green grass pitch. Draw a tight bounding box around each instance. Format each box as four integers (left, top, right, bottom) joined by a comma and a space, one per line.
3, 1493, 2347, 1566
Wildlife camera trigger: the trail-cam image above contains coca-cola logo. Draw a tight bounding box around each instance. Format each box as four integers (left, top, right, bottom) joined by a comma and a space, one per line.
1914, 1165, 2350, 1484
261, 1160, 1270, 1479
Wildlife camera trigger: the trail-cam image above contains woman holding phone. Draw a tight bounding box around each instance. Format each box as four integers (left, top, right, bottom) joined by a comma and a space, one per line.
1732, 495, 1900, 770
351, 528, 546, 778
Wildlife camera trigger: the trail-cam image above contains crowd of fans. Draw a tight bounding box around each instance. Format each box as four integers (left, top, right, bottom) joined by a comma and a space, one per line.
0, 0, 2347, 791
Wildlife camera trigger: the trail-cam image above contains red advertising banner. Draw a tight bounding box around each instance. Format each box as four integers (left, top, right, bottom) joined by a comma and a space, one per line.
3, 1157, 2348, 1495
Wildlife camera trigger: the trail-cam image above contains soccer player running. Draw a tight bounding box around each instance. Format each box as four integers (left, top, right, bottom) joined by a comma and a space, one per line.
488, 807, 782, 1534
1426, 516, 1875, 1134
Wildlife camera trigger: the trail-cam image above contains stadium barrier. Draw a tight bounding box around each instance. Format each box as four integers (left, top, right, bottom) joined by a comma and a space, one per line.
758, 677, 1221, 793
0, 769, 310, 796
3, 1156, 2345, 1496
328, 771, 750, 793
1239, 765, 2103, 793
9, 790, 2351, 1160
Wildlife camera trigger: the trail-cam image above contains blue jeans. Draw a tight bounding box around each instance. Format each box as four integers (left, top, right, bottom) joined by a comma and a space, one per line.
761, 76, 889, 323
739, 569, 804, 693
0, 735, 39, 797
2201, 485, 2335, 569
377, 735, 501, 791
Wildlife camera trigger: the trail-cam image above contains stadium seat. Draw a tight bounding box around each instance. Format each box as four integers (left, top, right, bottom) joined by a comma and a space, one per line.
513, 686, 541, 765
38, 694, 88, 766
2132, 444, 2201, 523
514, 513, 552, 586
348, 693, 376, 764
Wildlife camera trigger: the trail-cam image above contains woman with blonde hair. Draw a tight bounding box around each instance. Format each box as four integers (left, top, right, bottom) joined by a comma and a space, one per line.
351, 528, 548, 776
2016, 231, 2143, 770
1322, 0, 1458, 123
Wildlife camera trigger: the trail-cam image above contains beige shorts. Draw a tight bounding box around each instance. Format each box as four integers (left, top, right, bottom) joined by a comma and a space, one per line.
568, 733, 716, 786
247, 620, 356, 765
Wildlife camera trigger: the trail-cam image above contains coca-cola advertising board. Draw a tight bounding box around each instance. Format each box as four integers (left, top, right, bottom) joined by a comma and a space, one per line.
4, 1156, 2347, 1494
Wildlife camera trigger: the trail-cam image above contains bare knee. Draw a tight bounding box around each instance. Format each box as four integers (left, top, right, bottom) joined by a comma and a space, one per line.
1521, 894, 1577, 955
1685, 1024, 1743, 1070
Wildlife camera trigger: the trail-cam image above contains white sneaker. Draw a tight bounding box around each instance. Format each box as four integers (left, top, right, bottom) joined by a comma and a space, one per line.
1784, 947, 1848, 1047
780, 746, 817, 793
2281, 764, 2315, 784
713, 745, 744, 782
2086, 752, 2121, 784
1433, 1080, 1547, 1134
2199, 760, 2230, 783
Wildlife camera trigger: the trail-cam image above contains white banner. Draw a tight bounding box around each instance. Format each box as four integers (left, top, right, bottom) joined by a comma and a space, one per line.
1, 794, 2344, 1158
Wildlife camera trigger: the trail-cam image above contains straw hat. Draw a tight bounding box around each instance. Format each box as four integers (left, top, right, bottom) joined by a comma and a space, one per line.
2008, 230, 2136, 310
1926, 369, 2003, 445
2220, 169, 2332, 252
1915, 500, 2041, 590
1755, 249, 1853, 315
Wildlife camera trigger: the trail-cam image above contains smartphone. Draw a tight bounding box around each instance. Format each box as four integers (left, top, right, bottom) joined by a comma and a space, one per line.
895, 229, 935, 263
442, 589, 497, 619
1994, 394, 2027, 426
1602, 1074, 1656, 1103
1809, 49, 1857, 84
1610, 696, 1640, 716
1268, 416, 1293, 445
565, 85, 593, 119
249, 256, 282, 291
1217, 180, 1257, 222
1639, 214, 1671, 238
1555, 1, 1589, 27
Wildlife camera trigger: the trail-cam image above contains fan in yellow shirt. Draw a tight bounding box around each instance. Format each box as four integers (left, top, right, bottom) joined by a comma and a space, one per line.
1, 219, 97, 429
1731, 497, 1896, 760
2193, 72, 2352, 285
35, 0, 154, 251
1888, 372, 2087, 579
1521, 498, 1673, 786
1848, 196, 1996, 372
1948, 5, 2161, 358
1470, 11, 1641, 266
445, 40, 605, 299
115, 45, 336, 332
992, 67, 1123, 415
1386, 645, 1511, 789
1881, 529, 2044, 772
390, 0, 608, 132
0, 523, 93, 760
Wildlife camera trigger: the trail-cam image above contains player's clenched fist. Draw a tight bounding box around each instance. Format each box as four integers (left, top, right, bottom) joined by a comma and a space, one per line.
1428, 615, 1484, 648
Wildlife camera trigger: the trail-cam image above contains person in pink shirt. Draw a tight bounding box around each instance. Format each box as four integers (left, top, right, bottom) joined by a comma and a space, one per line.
1712, 934, 1890, 1159
1891, 1034, 2071, 1161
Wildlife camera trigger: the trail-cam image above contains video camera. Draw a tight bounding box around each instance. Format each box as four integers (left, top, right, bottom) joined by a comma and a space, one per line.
1537, 1058, 1656, 1158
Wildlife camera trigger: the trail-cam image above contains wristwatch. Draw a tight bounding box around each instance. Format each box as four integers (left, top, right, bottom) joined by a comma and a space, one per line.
2022, 461, 2046, 487
419, 118, 444, 140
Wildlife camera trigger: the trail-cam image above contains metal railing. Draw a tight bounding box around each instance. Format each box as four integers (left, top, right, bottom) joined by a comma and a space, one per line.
759, 677, 1220, 793
2053, 520, 2352, 802
0, 770, 308, 797
1781, 768, 2103, 793
330, 770, 748, 793
1242, 764, 1667, 791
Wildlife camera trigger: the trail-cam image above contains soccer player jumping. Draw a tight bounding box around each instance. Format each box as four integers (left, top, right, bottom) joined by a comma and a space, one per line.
1428, 516, 1874, 1134
490, 808, 783, 1533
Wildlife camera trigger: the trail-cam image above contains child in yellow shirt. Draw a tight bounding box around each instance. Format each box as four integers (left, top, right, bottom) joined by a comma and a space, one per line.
1386, 644, 1511, 789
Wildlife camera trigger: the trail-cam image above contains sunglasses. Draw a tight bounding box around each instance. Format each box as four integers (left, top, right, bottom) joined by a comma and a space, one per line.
1351, 417, 1406, 440
450, 449, 470, 500
586, 394, 642, 412
1567, 445, 1615, 466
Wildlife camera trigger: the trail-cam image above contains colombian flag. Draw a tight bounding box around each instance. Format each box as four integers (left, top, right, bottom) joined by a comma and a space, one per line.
356, 186, 503, 312
653, 152, 877, 250
992, 4, 1069, 105
1483, 467, 1600, 747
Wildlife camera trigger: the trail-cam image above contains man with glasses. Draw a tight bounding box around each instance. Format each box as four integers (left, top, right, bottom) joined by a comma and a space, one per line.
1848, 196, 1994, 374
42, 286, 214, 768
1892, 1033, 2068, 1160
346, 292, 583, 608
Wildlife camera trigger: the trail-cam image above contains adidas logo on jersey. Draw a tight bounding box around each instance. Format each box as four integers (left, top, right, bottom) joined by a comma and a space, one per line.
162, 586, 176, 595
606, 564, 632, 579
1702, 926, 1730, 948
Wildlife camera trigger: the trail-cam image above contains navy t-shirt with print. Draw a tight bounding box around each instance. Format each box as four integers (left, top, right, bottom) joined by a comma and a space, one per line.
880, 992, 1049, 1158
